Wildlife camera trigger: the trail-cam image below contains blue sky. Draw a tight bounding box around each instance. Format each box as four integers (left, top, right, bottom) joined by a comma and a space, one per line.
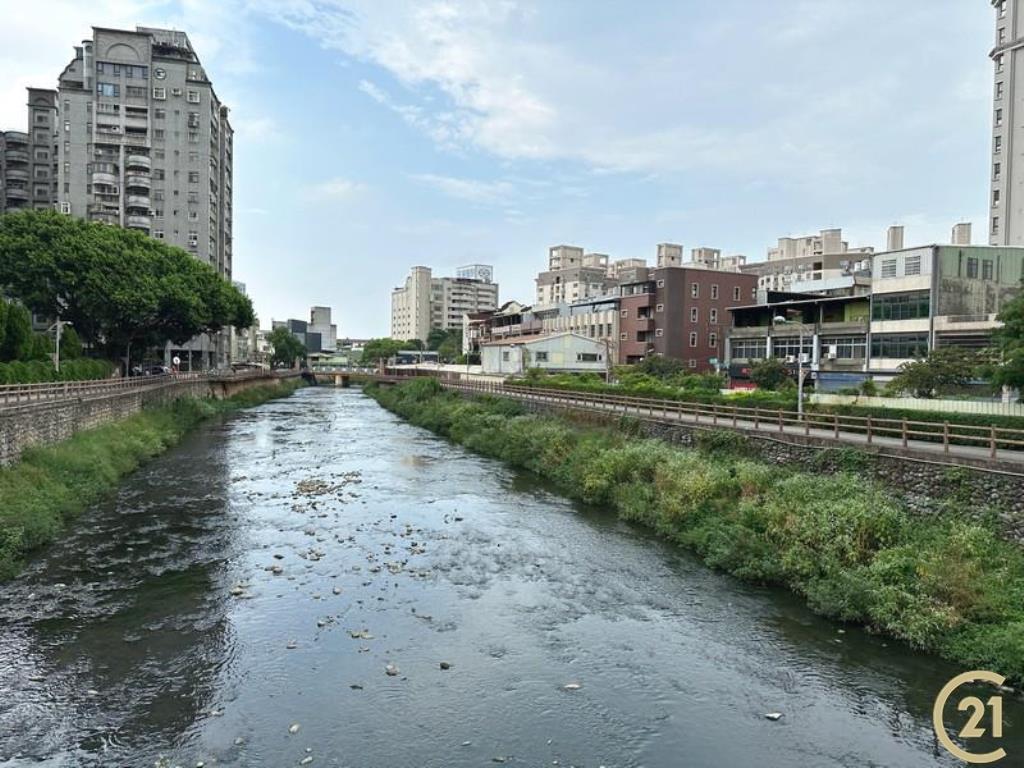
0, 1, 996, 337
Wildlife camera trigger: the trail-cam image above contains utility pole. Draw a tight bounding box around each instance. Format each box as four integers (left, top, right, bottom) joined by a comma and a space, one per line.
49, 317, 72, 373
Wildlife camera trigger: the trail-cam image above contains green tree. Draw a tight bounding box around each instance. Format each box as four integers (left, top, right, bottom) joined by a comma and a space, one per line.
749, 358, 790, 391
635, 355, 686, 380
0, 301, 33, 362
0, 210, 253, 363
887, 347, 979, 398
426, 328, 449, 350
360, 338, 404, 365
992, 284, 1024, 389
267, 327, 306, 368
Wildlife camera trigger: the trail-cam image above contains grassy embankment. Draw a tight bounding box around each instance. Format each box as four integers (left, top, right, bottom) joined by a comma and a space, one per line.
0, 379, 303, 579
369, 378, 1024, 682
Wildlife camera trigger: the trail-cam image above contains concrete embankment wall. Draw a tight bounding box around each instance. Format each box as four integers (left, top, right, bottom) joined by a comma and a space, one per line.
0, 375, 293, 466
512, 398, 1024, 545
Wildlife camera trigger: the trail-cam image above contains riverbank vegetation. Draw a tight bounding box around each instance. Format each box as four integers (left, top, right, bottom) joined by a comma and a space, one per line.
0, 380, 302, 580
368, 378, 1024, 682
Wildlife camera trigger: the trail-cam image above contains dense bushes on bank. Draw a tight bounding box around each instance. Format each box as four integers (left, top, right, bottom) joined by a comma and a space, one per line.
508, 371, 798, 409
0, 380, 302, 580
368, 378, 1024, 682
0, 358, 114, 384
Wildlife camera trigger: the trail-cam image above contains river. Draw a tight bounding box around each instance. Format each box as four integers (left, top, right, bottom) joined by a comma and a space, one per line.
0, 387, 1020, 767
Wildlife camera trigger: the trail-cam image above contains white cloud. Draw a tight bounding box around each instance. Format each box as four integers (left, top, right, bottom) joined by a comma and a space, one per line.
409, 172, 513, 204
304, 177, 365, 199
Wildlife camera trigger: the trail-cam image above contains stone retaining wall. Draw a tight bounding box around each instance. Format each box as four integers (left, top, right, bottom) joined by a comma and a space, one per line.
0, 375, 290, 466
515, 398, 1024, 545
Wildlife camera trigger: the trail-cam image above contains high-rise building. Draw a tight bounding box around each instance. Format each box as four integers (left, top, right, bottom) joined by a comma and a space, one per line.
391, 265, 499, 342
991, 0, 1018, 244
53, 26, 234, 364
309, 305, 338, 352
535, 245, 618, 307
0, 88, 58, 213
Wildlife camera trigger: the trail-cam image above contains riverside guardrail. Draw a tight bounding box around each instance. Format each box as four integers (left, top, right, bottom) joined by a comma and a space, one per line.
369, 370, 1024, 463
0, 369, 279, 409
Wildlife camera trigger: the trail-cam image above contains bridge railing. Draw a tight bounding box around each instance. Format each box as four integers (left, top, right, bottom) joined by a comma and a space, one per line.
430, 378, 1024, 459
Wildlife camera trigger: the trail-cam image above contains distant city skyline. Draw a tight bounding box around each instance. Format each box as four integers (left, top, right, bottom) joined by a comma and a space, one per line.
0, 1, 996, 336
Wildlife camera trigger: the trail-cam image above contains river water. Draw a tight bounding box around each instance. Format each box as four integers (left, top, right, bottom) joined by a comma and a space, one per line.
0, 387, 1020, 767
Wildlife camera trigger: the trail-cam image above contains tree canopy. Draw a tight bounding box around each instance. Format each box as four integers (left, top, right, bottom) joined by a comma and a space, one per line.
267, 326, 306, 368
749, 358, 790, 391
0, 210, 254, 359
992, 286, 1024, 390
887, 347, 980, 398
360, 338, 404, 365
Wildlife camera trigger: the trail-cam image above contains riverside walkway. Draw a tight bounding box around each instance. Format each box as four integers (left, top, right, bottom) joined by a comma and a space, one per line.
366, 374, 1024, 475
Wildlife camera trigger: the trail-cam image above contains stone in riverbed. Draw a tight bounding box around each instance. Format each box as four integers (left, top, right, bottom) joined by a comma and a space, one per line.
439, 661, 452, 670
764, 712, 783, 721
385, 663, 399, 676
289, 723, 301, 734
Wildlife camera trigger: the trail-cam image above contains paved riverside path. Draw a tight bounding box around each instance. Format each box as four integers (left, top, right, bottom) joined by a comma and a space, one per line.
438, 381, 1024, 474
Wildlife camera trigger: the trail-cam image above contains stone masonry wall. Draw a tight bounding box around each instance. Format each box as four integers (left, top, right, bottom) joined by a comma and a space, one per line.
0, 375, 288, 466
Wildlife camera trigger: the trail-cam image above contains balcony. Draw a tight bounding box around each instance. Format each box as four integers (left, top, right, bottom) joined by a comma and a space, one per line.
633, 318, 655, 332
818, 319, 869, 334
92, 170, 118, 186
5, 167, 28, 180
125, 194, 151, 210
125, 154, 151, 171
126, 214, 151, 230
4, 149, 29, 164
5, 188, 28, 201
123, 134, 150, 147
933, 313, 1000, 332
4, 131, 28, 145
124, 174, 151, 190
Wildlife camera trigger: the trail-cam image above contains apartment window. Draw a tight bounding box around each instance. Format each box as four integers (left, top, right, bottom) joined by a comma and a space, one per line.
188, 211, 199, 220
999, 27, 1007, 44
731, 339, 766, 359
620, 333, 627, 341
188, 171, 200, 183
709, 332, 718, 349
153, 230, 164, 239
993, 215, 1001, 234
983, 259, 995, 280
534, 351, 549, 362
188, 132, 199, 143
710, 284, 719, 300
577, 353, 601, 362
995, 162, 1002, 180
688, 359, 697, 369
733, 286, 741, 301
966, 257, 979, 279
772, 337, 814, 360
154, 169, 165, 181
904, 254, 921, 276
689, 332, 698, 347
996, 108, 1004, 127
999, 0, 1007, 18
126, 86, 146, 98
821, 336, 866, 360
871, 291, 930, 321
690, 283, 699, 298
620, 309, 628, 318
880, 258, 897, 278
154, 108, 166, 120
188, 191, 199, 203
871, 333, 929, 359
153, 87, 166, 100
189, 151, 199, 163
690, 307, 698, 322
187, 89, 200, 103
709, 308, 718, 324
154, 129, 165, 140
502, 351, 510, 362
172, 88, 183, 97
153, 190, 165, 201
655, 303, 664, 312
994, 189, 1002, 207
997, 81, 1005, 100
96, 82, 118, 97
654, 328, 664, 338
657, 279, 665, 288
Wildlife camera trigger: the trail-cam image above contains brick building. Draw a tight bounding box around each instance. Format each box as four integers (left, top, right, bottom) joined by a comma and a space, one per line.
618, 267, 758, 371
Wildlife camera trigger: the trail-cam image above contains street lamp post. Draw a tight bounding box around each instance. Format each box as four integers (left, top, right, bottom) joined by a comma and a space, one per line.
48, 317, 73, 373
773, 314, 807, 419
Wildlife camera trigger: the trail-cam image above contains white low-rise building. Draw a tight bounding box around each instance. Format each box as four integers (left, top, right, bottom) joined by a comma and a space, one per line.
480, 332, 610, 376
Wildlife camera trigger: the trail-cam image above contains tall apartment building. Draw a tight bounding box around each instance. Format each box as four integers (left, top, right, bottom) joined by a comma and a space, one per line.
742, 227, 874, 295
51, 26, 234, 365
391, 265, 499, 342
535, 245, 618, 307
991, 0, 1022, 244
687, 246, 747, 271
0, 89, 58, 212
309, 305, 338, 352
